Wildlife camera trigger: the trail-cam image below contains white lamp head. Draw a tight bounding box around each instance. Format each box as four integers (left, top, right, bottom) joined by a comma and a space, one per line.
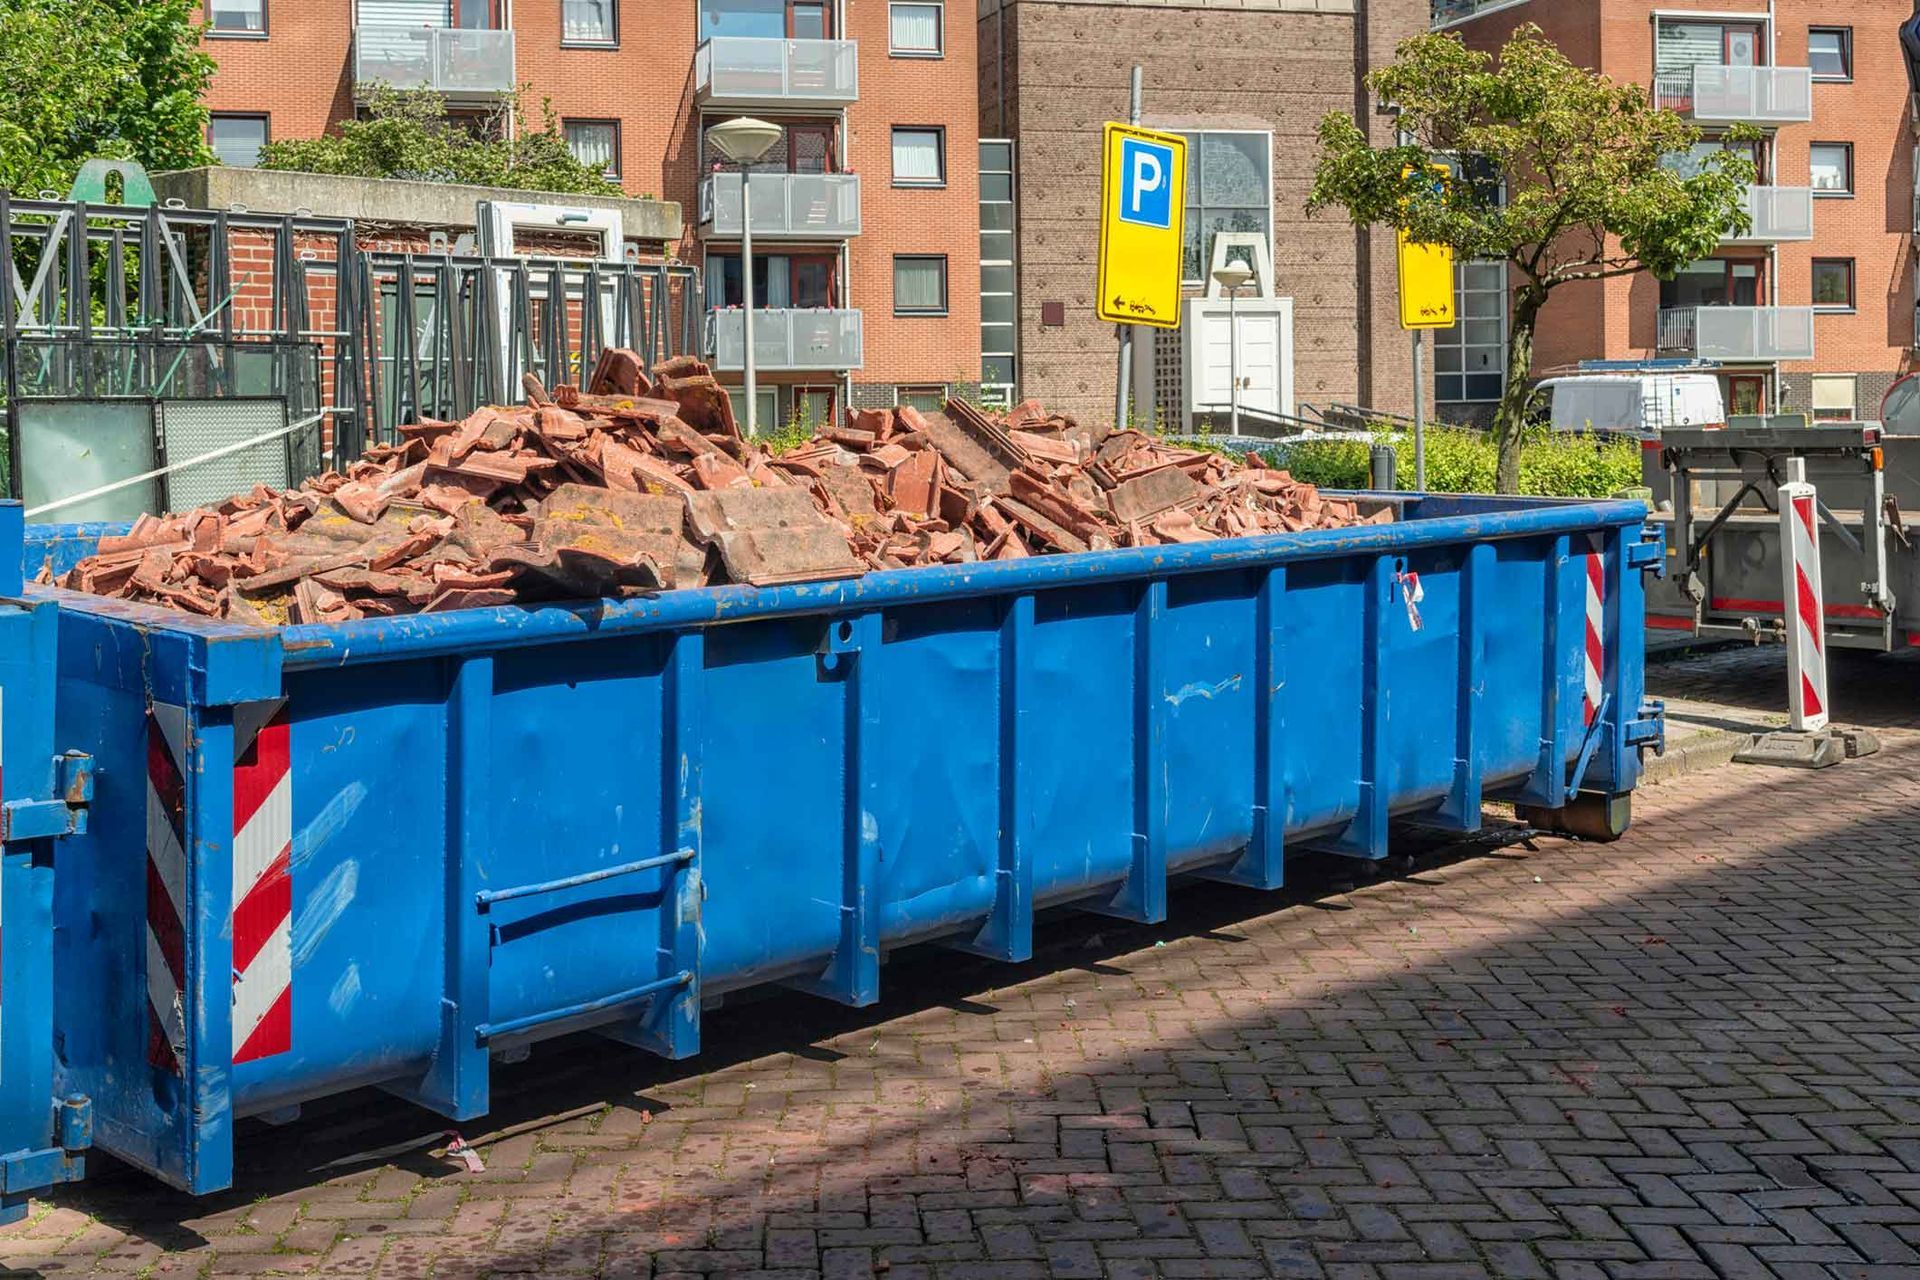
1211, 262, 1255, 292
707, 116, 784, 166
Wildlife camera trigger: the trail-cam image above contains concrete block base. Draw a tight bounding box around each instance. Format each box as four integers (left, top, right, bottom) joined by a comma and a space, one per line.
1732, 726, 1882, 770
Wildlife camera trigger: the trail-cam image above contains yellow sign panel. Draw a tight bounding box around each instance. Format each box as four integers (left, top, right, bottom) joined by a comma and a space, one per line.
1397, 232, 1456, 329
1097, 122, 1188, 330
1398, 163, 1456, 330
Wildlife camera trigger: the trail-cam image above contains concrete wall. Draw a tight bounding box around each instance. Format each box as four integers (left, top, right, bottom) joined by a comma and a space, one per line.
153, 166, 682, 247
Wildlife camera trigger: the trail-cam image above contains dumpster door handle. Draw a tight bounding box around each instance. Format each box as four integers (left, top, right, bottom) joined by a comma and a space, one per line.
474, 847, 695, 914
0, 751, 92, 843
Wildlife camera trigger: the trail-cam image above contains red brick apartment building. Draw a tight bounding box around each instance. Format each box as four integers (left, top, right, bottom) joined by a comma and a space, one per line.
1433, 0, 1917, 424
198, 0, 982, 426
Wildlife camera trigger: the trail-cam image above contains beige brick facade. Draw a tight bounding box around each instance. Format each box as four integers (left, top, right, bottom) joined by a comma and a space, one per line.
979, 0, 1431, 427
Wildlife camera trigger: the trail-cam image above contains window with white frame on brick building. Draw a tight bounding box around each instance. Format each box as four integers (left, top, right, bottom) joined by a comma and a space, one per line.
1171, 131, 1272, 284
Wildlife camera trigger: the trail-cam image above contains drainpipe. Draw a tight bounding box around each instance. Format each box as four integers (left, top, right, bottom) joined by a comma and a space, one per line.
1768, 0, 1779, 410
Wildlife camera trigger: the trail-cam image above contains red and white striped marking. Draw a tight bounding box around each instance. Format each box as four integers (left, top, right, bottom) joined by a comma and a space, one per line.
144, 700, 295, 1075
1781, 479, 1829, 732
1582, 549, 1605, 726
232, 702, 292, 1064
146, 704, 190, 1074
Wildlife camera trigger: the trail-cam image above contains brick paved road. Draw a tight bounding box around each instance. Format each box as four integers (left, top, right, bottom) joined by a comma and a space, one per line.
5, 718, 1920, 1277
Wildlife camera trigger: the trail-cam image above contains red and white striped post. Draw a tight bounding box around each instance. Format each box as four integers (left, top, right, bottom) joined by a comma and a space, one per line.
1780, 458, 1829, 733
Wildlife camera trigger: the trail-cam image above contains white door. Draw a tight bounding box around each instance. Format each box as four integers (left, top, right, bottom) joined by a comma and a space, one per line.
1186, 299, 1293, 424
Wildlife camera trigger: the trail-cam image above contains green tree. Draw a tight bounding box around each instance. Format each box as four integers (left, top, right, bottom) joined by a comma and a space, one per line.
1309, 25, 1753, 493
0, 0, 215, 196
260, 88, 624, 197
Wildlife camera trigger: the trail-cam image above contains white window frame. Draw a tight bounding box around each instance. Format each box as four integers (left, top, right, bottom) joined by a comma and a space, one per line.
1172, 129, 1274, 287
206, 0, 267, 38
888, 0, 944, 57
979, 138, 1017, 403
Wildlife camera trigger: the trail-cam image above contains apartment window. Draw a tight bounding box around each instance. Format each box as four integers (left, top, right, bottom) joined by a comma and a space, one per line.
701, 0, 831, 40
707, 253, 837, 309
894, 255, 948, 315
896, 386, 947, 413
1808, 27, 1852, 81
206, 0, 265, 35
892, 128, 945, 186
1436, 260, 1507, 404
564, 120, 621, 178
1174, 131, 1272, 283
723, 386, 780, 432
1812, 258, 1855, 310
889, 2, 943, 55
209, 114, 269, 169
1811, 374, 1857, 421
562, 0, 617, 45
1810, 142, 1853, 196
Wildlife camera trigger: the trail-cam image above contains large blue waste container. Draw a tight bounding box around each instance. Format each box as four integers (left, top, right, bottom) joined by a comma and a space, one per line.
0, 493, 1664, 1204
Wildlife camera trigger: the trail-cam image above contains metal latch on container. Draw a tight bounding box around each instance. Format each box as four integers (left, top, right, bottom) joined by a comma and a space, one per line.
0, 752, 93, 843
0, 1095, 91, 1194
1628, 522, 1667, 575
1626, 700, 1666, 756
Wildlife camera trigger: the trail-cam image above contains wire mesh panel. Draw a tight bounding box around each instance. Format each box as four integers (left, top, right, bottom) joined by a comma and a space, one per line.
157, 398, 291, 511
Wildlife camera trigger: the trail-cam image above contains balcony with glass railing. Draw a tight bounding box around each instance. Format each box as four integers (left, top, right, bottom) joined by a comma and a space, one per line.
1725, 185, 1814, 243
709, 308, 864, 371
694, 37, 859, 107
354, 26, 516, 100
1657, 306, 1815, 362
699, 173, 862, 239
1653, 65, 1813, 125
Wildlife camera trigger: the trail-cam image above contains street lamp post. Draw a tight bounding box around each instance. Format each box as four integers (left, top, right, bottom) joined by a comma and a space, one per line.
705, 116, 784, 437
1210, 262, 1254, 437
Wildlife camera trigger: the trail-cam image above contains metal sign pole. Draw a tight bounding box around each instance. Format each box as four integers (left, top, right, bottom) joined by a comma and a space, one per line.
1113, 65, 1142, 432
1412, 329, 1425, 491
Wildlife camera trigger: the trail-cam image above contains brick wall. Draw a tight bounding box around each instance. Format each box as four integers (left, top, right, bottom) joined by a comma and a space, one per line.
980, 0, 1429, 428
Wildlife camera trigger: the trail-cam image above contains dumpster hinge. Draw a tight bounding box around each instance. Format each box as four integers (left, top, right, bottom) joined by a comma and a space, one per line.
1628, 522, 1666, 576
0, 1096, 91, 1195
1626, 700, 1666, 757
0, 752, 93, 843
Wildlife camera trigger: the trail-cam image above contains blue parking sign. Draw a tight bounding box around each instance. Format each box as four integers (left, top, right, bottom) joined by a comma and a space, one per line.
1117, 137, 1175, 229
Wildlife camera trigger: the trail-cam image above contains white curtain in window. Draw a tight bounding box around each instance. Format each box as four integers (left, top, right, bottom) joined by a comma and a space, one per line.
359, 0, 449, 24
563, 0, 613, 41
568, 125, 616, 171
895, 258, 945, 310
892, 130, 942, 183
1656, 21, 1726, 75
889, 3, 941, 52
213, 0, 266, 29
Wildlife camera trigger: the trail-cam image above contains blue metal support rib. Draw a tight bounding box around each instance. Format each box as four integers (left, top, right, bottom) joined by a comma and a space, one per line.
1326, 555, 1392, 860
385, 655, 493, 1120
1513, 535, 1571, 807
961, 593, 1035, 960
1435, 542, 1490, 830
1205, 567, 1286, 889
1098, 579, 1169, 922
789, 613, 882, 1005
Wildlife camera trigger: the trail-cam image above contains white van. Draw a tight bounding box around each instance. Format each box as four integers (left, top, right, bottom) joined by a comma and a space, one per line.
1537, 373, 1726, 441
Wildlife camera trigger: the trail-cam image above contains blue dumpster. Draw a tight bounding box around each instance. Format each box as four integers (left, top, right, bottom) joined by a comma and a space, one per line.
0, 493, 1663, 1201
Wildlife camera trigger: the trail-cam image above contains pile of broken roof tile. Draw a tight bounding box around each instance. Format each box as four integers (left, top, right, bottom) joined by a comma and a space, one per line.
52, 348, 1387, 626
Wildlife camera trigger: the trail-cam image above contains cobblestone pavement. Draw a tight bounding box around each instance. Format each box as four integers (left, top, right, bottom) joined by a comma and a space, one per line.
5, 678, 1920, 1278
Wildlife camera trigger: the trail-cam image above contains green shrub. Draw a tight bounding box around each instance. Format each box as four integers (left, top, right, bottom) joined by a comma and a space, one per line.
1272, 426, 1640, 498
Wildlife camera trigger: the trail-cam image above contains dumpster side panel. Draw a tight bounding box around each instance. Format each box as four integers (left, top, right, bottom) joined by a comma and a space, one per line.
1279, 559, 1368, 840
869, 599, 999, 944
485, 638, 675, 1035
700, 619, 857, 988
1161, 572, 1258, 869
1025, 584, 1138, 903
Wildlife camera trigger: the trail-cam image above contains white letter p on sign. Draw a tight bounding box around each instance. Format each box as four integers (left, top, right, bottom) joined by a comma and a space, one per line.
1129, 151, 1163, 215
